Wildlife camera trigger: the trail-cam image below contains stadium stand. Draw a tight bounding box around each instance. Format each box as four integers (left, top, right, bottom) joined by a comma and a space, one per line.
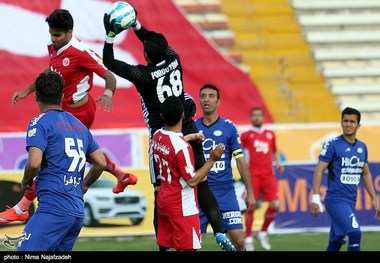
217, 0, 340, 123
176, 0, 380, 123
292, 0, 380, 122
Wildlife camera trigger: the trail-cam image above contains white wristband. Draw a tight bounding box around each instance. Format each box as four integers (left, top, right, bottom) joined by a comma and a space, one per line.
312, 194, 324, 213
103, 89, 113, 98
105, 36, 115, 44
132, 20, 141, 31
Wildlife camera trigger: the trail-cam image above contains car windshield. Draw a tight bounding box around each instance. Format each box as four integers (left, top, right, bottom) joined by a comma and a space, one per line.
90, 179, 115, 188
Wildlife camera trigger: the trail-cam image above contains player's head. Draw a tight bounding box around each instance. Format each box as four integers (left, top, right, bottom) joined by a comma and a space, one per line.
35, 71, 64, 106
143, 31, 168, 64
250, 107, 264, 128
161, 96, 184, 127
46, 9, 73, 50
341, 107, 361, 136
199, 83, 220, 115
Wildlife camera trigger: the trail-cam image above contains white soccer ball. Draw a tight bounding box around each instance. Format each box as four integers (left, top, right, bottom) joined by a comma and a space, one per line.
107, 1, 136, 30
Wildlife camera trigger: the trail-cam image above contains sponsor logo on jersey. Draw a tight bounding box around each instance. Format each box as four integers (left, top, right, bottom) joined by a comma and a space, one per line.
213, 130, 222, 136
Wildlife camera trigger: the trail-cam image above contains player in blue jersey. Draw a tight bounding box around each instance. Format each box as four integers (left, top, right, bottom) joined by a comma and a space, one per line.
17, 71, 107, 251
195, 83, 256, 251
310, 107, 380, 251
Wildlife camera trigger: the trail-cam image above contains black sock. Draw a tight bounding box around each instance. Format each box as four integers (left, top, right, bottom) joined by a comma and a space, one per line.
197, 180, 224, 235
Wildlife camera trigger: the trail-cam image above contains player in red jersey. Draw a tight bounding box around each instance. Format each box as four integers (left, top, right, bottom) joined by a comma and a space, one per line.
153, 96, 225, 251
240, 107, 284, 251
0, 9, 137, 224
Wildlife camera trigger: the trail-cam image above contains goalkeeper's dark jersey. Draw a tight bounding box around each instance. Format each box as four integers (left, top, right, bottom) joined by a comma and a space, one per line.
103, 26, 195, 138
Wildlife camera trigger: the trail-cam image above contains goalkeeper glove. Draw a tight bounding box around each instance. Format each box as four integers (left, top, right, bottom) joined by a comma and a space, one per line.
103, 13, 124, 41
129, 5, 141, 31
312, 194, 324, 213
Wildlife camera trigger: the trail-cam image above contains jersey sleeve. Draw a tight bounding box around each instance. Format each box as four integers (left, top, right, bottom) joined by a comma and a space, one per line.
25, 116, 48, 152
80, 49, 107, 77
103, 42, 150, 85
319, 139, 335, 162
228, 122, 244, 159
176, 145, 196, 181
85, 129, 100, 156
271, 131, 278, 153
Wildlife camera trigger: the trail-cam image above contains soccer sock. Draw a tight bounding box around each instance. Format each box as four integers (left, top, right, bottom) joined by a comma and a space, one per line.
102, 152, 126, 181
23, 180, 37, 201
347, 231, 361, 251
197, 180, 224, 234
261, 207, 277, 232
16, 197, 33, 213
245, 211, 254, 237
326, 241, 343, 251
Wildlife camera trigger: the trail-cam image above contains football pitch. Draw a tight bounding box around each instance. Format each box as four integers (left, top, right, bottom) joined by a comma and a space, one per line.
72, 232, 380, 251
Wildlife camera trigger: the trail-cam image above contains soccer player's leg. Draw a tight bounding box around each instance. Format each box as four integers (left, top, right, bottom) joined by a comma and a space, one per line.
255, 176, 279, 251
217, 187, 244, 251
55, 217, 83, 251
17, 212, 77, 251
245, 178, 260, 251
0, 181, 36, 224
325, 200, 361, 251
69, 96, 138, 194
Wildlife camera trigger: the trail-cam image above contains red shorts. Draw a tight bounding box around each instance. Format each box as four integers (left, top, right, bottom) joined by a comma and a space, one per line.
251, 175, 278, 202
157, 212, 202, 251
62, 95, 96, 129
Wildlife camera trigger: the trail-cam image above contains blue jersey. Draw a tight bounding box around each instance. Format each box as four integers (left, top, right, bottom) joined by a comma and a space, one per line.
26, 109, 99, 218
195, 117, 244, 188
319, 135, 368, 203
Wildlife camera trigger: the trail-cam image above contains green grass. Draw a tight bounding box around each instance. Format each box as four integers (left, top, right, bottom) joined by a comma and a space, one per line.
72, 232, 380, 251
1, 232, 378, 252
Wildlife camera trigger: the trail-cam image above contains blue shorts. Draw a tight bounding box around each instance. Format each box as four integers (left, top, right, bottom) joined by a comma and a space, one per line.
17, 211, 83, 251
199, 185, 243, 233
325, 198, 361, 244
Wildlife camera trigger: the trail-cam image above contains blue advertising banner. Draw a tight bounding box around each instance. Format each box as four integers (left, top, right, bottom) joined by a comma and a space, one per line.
274, 162, 380, 232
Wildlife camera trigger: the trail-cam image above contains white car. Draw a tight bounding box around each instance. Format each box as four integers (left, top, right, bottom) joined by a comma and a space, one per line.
83, 177, 147, 227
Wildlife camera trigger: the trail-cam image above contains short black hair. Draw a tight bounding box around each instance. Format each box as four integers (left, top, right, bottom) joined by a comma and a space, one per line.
342, 107, 361, 123
200, 83, 220, 99
35, 71, 64, 105
143, 31, 168, 64
250, 107, 264, 115
161, 96, 183, 127
46, 9, 73, 32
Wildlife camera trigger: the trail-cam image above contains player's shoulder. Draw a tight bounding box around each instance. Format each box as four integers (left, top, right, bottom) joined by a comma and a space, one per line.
28, 112, 47, 127
219, 117, 237, 128
355, 138, 368, 148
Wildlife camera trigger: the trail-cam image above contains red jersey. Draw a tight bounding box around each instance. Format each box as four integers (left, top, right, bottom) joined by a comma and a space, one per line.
152, 129, 199, 217
240, 126, 277, 177
48, 37, 107, 106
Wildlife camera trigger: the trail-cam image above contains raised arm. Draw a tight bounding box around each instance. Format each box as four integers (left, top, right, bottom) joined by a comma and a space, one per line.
12, 67, 50, 105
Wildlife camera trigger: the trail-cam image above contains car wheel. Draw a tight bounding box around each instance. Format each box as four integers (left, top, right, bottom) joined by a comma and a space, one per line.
130, 217, 144, 226
83, 203, 98, 227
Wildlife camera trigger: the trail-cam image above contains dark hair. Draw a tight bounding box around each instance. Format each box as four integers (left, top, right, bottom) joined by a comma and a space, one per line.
161, 96, 183, 126
250, 107, 264, 115
342, 107, 361, 123
35, 71, 64, 105
200, 83, 220, 99
143, 31, 168, 64
46, 9, 73, 32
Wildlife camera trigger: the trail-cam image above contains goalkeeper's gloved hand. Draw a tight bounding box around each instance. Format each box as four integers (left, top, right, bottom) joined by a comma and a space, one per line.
103, 13, 124, 40
129, 5, 141, 30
